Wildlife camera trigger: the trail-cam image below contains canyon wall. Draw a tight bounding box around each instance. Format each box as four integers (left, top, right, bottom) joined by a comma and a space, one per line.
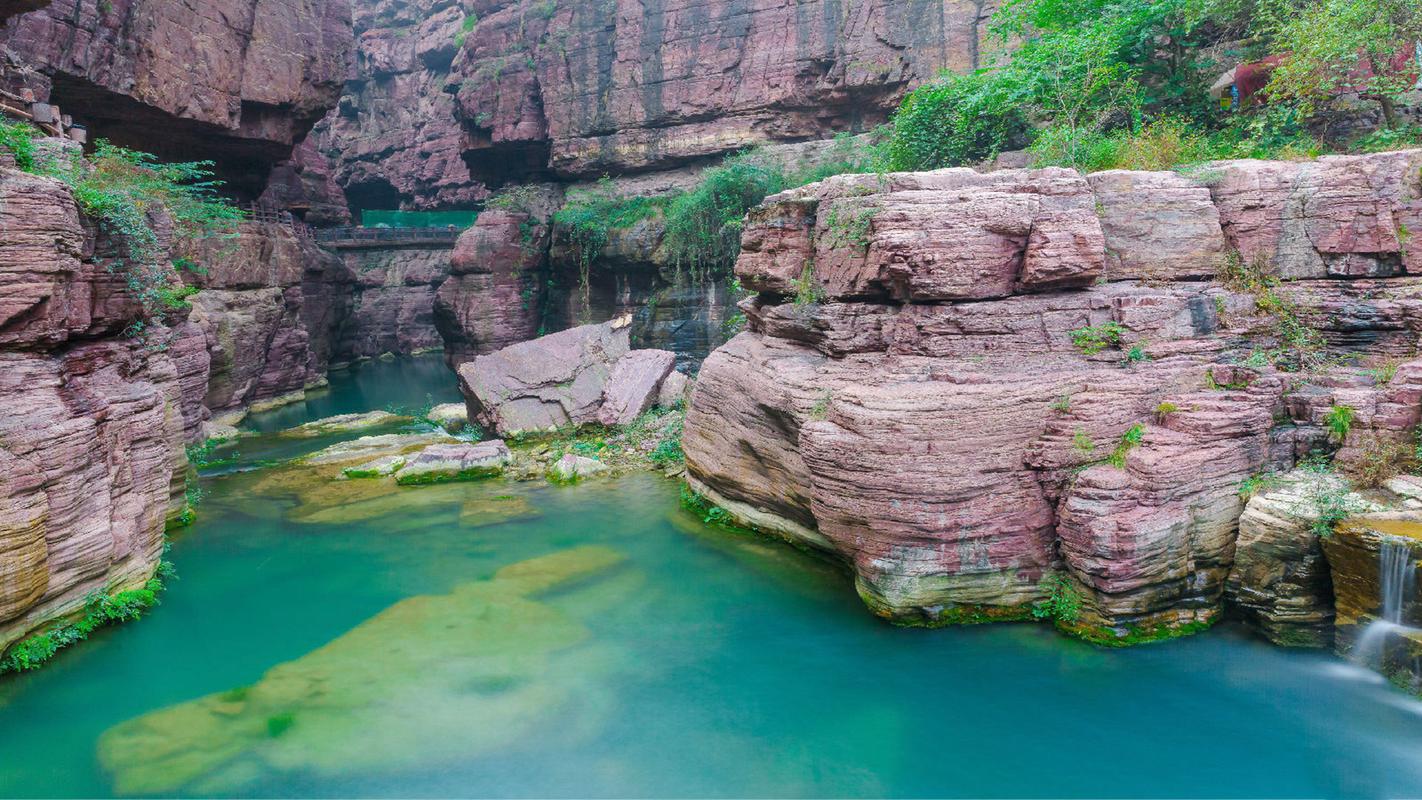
318, 0, 1001, 215
0, 166, 207, 655
309, 0, 1007, 367
682, 150, 1422, 643
0, 0, 353, 198
0, 0, 354, 661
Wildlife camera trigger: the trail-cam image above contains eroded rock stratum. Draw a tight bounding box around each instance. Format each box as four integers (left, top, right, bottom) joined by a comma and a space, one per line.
683, 150, 1422, 643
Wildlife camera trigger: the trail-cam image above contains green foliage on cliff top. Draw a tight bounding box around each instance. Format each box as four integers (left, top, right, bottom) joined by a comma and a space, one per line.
0, 133, 242, 337
886, 0, 1421, 173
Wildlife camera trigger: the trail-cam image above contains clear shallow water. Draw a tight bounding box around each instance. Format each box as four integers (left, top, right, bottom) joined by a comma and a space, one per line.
1, 358, 1422, 797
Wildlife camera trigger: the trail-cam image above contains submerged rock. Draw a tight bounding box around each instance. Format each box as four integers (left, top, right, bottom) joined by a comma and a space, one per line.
460, 493, 540, 528
282, 410, 410, 438
393, 441, 511, 485
97, 546, 627, 795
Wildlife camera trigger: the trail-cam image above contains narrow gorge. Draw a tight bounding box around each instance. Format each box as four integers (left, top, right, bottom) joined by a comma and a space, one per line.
2, 0, 1422, 796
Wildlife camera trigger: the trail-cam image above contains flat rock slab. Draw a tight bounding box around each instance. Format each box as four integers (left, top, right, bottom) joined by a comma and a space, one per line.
597, 349, 676, 426
283, 411, 410, 438
394, 441, 511, 485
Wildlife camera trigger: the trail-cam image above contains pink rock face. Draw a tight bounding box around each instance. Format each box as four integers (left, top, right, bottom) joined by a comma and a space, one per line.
337, 247, 451, 361
739, 169, 1105, 302
0, 168, 201, 655
324, 0, 1006, 208
185, 224, 353, 419
457, 0, 1004, 178
0, 0, 353, 196
0, 336, 187, 653
1087, 170, 1227, 280
597, 349, 676, 426
313, 0, 486, 211
434, 208, 554, 366
260, 137, 353, 226
1209, 149, 1422, 280
685, 153, 1422, 639
457, 318, 632, 436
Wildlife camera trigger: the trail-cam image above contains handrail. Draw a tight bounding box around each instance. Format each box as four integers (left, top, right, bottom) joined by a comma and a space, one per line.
313, 225, 464, 245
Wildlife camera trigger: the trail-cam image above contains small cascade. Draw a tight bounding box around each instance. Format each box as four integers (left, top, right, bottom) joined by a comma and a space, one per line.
1352, 537, 1421, 672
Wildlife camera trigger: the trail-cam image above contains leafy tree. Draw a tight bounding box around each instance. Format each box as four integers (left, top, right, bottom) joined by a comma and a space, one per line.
1265, 0, 1422, 128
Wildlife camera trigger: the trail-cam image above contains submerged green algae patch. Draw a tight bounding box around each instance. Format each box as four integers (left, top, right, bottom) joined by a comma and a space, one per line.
95, 546, 627, 796
461, 494, 540, 528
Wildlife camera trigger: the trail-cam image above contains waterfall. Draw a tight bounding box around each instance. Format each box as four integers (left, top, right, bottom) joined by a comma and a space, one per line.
1353, 537, 1418, 668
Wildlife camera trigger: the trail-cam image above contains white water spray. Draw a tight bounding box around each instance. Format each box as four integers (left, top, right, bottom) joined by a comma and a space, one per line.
1353, 537, 1418, 668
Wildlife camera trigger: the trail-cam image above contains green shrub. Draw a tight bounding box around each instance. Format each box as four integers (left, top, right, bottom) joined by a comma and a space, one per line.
1323, 404, 1355, 442
1238, 470, 1281, 500
1070, 321, 1126, 355
793, 264, 826, 306
887, 71, 1028, 171
454, 13, 477, 47
24, 140, 243, 334
661, 151, 788, 277
1072, 430, 1095, 454
1154, 401, 1178, 423
0, 120, 38, 170
1032, 573, 1083, 623
680, 484, 733, 526
553, 177, 664, 287
1107, 423, 1145, 468
0, 565, 173, 673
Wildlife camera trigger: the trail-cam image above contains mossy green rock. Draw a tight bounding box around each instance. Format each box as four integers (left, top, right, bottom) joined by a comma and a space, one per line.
96, 546, 627, 795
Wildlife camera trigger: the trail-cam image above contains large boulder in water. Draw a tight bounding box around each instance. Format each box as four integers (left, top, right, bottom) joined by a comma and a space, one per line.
457, 316, 631, 435
596, 349, 676, 426
456, 315, 678, 435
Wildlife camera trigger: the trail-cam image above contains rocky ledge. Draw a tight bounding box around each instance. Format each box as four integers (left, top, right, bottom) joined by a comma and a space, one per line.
683, 149, 1422, 645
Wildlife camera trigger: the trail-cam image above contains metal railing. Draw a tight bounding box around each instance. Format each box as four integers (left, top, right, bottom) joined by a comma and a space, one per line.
313, 225, 464, 247
243, 204, 316, 240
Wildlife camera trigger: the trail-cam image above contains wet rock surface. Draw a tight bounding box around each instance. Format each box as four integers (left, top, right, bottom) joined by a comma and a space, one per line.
0, 167, 200, 653
684, 150, 1422, 643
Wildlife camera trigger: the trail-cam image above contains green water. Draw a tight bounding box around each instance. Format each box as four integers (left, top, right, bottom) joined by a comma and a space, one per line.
3, 356, 1422, 798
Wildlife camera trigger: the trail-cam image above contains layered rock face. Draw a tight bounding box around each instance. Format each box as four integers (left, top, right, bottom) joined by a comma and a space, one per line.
336, 245, 451, 362
184, 223, 352, 426
318, 0, 1003, 214
684, 150, 1422, 642
313, 0, 487, 212
434, 202, 557, 366
0, 0, 354, 198
452, 0, 1002, 180
0, 167, 204, 654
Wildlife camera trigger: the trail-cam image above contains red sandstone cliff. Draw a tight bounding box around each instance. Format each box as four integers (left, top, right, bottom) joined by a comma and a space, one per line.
0, 0, 354, 198
682, 149, 1422, 643
315, 0, 1000, 214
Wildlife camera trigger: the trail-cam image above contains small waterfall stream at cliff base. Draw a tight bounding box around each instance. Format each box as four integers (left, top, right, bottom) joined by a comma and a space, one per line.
1353, 536, 1422, 679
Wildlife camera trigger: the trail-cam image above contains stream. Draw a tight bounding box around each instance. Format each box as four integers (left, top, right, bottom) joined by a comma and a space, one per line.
2, 355, 1421, 798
